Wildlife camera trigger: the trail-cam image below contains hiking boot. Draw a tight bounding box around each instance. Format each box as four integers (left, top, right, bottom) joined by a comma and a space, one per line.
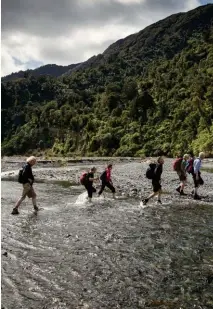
142, 198, 149, 205
180, 191, 187, 196
33, 205, 39, 212
11, 208, 19, 215
194, 194, 201, 200
176, 187, 181, 194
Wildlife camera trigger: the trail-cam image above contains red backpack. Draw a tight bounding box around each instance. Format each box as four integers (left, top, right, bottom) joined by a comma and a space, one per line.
173, 157, 183, 171
186, 158, 194, 174
80, 172, 88, 185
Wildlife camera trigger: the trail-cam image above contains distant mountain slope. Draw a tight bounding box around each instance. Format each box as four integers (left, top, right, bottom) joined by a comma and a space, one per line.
63, 3, 213, 75
2, 63, 81, 82
1, 4, 213, 157
3, 4, 213, 81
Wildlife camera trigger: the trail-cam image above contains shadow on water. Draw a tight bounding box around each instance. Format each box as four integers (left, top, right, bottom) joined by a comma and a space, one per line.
1, 181, 213, 309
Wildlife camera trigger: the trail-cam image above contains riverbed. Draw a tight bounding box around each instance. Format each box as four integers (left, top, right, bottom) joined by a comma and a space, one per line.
1, 159, 213, 308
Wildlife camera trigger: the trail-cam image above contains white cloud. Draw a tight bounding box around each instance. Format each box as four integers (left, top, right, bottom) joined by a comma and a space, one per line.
1, 0, 203, 76
1, 47, 27, 76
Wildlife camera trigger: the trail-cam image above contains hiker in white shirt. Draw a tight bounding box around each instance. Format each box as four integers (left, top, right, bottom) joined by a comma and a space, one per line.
192, 152, 205, 200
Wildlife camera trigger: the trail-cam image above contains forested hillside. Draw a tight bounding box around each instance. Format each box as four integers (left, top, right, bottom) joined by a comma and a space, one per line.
1, 4, 213, 157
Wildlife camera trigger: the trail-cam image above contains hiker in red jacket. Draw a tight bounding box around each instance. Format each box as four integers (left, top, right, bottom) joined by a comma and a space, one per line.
98, 164, 116, 198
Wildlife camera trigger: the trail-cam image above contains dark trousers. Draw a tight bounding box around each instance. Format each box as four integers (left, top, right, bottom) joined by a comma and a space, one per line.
193, 172, 204, 188
98, 181, 115, 195
152, 179, 161, 192
84, 183, 96, 198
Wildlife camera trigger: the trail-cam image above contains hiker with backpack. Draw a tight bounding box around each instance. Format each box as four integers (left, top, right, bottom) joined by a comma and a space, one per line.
80, 167, 99, 202
192, 152, 205, 200
142, 156, 164, 205
98, 164, 116, 199
185, 155, 195, 176
174, 154, 190, 195
11, 156, 38, 215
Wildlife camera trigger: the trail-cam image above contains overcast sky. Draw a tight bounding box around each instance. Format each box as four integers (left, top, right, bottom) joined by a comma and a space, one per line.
1, 0, 213, 76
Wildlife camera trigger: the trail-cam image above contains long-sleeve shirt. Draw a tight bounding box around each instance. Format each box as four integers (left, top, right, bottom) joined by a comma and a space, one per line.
193, 158, 201, 174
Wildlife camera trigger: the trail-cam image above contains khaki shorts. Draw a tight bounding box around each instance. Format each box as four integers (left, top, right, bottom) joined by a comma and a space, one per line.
177, 171, 186, 181
22, 183, 36, 199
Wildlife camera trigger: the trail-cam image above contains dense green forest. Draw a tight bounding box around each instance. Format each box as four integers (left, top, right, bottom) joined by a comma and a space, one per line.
1, 4, 213, 157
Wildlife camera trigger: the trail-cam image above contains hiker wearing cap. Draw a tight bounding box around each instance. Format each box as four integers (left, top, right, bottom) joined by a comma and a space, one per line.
12, 156, 38, 215
192, 152, 205, 200
80, 167, 99, 203
98, 164, 116, 199
143, 156, 164, 205
175, 154, 190, 195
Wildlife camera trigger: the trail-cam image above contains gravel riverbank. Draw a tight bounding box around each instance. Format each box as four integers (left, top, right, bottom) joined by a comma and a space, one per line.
1, 157, 213, 203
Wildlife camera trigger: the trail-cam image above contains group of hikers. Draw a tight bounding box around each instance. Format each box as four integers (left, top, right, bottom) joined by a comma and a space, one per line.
79, 164, 116, 203
142, 152, 205, 205
11, 152, 205, 215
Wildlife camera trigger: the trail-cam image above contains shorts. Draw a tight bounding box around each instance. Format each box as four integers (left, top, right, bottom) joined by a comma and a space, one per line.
22, 183, 36, 199
193, 173, 204, 188
177, 171, 186, 181
152, 179, 161, 193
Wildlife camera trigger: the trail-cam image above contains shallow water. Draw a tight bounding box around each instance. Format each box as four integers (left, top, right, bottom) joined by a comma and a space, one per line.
1, 181, 213, 309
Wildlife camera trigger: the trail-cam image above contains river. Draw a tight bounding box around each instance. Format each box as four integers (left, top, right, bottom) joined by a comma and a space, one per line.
1, 179, 213, 308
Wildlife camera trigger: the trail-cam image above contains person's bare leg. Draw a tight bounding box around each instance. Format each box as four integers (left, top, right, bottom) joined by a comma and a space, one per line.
31, 188, 38, 211
12, 195, 26, 214
143, 192, 157, 205
148, 192, 157, 200
15, 196, 26, 209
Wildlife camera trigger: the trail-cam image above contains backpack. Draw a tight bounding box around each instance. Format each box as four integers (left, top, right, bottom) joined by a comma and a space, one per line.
18, 163, 27, 184
173, 158, 182, 171
18, 168, 24, 183
146, 163, 157, 179
80, 172, 88, 185
186, 158, 194, 174
100, 170, 106, 181
18, 168, 23, 183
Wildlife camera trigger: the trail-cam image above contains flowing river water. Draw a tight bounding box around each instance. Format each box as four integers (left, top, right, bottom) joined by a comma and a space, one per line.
1, 161, 213, 309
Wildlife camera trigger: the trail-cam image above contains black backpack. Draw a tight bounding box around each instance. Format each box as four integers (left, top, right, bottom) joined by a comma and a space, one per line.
146, 163, 157, 179
18, 168, 24, 183
18, 164, 26, 183
100, 170, 107, 181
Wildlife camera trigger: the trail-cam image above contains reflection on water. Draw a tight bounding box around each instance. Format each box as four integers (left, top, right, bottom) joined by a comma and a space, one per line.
1, 181, 213, 309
